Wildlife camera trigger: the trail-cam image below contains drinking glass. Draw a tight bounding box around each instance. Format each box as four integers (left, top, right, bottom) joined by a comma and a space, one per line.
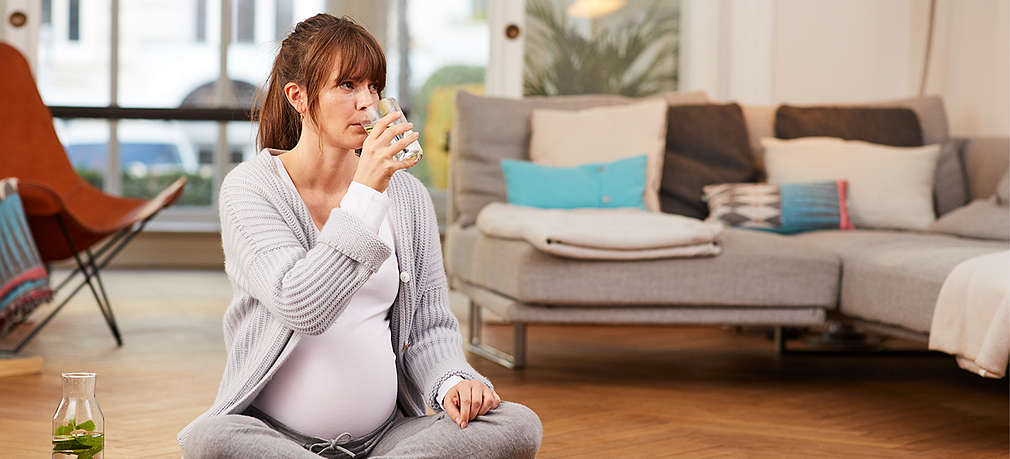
362, 97, 423, 162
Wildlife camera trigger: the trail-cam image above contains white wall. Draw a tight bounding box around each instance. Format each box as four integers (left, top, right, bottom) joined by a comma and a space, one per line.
680, 0, 1009, 137
925, 0, 1009, 137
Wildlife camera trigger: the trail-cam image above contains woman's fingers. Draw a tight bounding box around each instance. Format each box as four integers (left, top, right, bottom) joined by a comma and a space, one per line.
492, 390, 502, 409
444, 387, 462, 426
458, 386, 472, 428
376, 119, 413, 148
392, 152, 421, 172
388, 131, 419, 159
366, 110, 402, 141
478, 387, 495, 416
467, 385, 482, 425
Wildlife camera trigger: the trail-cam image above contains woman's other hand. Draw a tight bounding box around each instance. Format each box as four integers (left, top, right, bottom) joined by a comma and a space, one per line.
353, 110, 420, 192
443, 380, 501, 429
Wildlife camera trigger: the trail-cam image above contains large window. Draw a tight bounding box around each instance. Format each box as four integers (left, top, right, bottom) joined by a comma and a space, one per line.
36, 0, 323, 230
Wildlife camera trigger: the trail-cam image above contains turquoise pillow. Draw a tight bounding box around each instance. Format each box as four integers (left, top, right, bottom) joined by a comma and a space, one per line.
500, 155, 647, 209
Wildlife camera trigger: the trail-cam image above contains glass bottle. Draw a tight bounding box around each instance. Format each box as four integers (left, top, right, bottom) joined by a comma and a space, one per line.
52, 372, 104, 459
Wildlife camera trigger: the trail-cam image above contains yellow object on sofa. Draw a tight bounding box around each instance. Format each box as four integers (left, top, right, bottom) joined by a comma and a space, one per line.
422, 83, 483, 189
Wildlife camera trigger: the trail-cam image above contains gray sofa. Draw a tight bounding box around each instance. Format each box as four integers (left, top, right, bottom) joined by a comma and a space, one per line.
445, 91, 1010, 369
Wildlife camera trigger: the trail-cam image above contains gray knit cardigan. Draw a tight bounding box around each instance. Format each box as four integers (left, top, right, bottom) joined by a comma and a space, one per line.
178, 150, 491, 447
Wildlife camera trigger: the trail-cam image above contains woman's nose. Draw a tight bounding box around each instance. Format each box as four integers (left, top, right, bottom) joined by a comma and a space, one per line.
354, 87, 375, 109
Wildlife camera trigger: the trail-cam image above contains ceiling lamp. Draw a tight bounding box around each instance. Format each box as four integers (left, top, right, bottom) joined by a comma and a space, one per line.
567, 0, 627, 19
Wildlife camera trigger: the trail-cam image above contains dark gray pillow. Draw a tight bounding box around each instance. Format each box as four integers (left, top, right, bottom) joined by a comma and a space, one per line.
660, 103, 758, 219
775, 105, 924, 147
933, 139, 970, 216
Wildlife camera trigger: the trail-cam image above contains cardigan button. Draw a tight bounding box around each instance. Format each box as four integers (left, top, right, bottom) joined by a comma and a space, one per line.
400, 271, 411, 283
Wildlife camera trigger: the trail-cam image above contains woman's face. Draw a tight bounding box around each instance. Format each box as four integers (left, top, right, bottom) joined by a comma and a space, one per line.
308, 59, 381, 151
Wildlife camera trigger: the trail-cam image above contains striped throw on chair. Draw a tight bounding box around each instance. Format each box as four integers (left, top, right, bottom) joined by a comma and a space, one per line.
0, 178, 52, 339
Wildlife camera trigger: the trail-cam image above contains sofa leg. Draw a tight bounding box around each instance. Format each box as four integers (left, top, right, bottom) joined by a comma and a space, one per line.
467, 301, 527, 369
774, 326, 786, 354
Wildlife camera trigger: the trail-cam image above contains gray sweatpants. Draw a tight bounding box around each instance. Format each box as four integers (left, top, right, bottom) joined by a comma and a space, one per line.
181, 401, 542, 458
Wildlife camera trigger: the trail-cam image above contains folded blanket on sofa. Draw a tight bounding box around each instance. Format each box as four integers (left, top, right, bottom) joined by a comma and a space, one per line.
928, 250, 1009, 378
475, 203, 723, 260
0, 178, 52, 339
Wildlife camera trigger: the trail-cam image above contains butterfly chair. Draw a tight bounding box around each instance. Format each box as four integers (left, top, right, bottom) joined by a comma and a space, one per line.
0, 42, 186, 354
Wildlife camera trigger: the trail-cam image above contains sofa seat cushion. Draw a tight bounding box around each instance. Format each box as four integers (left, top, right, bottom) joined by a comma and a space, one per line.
446, 225, 840, 308
791, 230, 1009, 333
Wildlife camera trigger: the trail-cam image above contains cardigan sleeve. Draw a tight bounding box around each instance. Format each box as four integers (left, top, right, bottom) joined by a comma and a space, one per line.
219, 177, 391, 336
401, 177, 493, 410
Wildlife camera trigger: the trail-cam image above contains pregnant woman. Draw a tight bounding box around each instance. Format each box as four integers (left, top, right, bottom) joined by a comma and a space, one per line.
178, 14, 541, 458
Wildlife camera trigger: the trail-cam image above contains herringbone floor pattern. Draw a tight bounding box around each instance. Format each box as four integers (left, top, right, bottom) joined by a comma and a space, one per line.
1, 270, 1006, 458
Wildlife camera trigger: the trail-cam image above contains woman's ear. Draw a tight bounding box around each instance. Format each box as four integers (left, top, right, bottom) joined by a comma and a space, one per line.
283, 82, 307, 116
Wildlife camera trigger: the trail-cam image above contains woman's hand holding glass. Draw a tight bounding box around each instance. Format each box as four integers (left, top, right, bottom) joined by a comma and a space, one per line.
353, 110, 420, 193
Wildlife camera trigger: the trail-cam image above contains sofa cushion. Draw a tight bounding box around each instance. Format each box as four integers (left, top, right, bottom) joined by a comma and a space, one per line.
661, 103, 759, 219
446, 224, 840, 308
702, 181, 853, 234
763, 137, 940, 231
792, 230, 1009, 333
501, 156, 648, 209
451, 90, 709, 227
775, 105, 924, 147
932, 139, 970, 216
529, 99, 667, 211
870, 95, 950, 145
929, 198, 1010, 241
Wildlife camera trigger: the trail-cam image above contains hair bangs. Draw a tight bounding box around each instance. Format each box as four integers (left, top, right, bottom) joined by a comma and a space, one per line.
332, 28, 386, 92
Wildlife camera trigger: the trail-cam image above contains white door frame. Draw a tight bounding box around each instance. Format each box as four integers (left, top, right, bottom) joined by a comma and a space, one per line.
2, 0, 42, 74
487, 0, 524, 98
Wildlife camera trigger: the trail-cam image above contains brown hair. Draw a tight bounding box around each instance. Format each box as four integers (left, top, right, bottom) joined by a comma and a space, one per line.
256, 14, 386, 151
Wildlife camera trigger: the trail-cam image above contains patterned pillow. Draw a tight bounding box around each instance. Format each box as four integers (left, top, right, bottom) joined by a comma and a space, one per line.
703, 181, 854, 234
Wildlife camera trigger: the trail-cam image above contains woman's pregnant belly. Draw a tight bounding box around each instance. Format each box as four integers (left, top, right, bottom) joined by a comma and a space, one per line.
252, 310, 399, 439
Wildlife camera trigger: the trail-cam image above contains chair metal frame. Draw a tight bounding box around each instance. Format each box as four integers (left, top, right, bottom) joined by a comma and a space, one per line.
0, 214, 152, 355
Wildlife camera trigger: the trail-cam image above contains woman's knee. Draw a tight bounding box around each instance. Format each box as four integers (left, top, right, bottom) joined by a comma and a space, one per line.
492, 402, 543, 457
181, 415, 272, 459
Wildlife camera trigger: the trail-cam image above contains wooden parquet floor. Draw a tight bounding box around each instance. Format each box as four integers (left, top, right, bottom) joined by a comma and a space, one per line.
0, 269, 1006, 458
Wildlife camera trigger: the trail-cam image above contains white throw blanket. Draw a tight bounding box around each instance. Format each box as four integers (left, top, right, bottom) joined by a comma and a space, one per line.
475, 203, 723, 260
928, 250, 1009, 378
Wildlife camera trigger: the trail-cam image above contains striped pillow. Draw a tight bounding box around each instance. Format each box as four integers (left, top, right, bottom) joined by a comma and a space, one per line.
703, 181, 853, 234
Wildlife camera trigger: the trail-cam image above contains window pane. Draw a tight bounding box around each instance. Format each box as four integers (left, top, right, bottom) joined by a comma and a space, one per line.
227, 1, 324, 110
119, 0, 221, 108
390, 0, 488, 190
54, 119, 109, 190
234, 0, 256, 43
37, 0, 112, 106
524, 0, 681, 97
229, 121, 259, 163
119, 120, 213, 206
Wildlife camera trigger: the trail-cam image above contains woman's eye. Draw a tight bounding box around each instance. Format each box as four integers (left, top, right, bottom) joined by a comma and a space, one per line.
339, 81, 354, 90
369, 84, 378, 93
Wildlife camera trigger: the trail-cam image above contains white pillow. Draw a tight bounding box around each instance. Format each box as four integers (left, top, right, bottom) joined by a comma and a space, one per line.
530, 99, 667, 212
761, 137, 941, 231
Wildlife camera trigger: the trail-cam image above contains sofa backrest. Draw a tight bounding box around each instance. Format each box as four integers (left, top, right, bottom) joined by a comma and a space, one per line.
961, 137, 1010, 200
450, 91, 1007, 227
450, 90, 709, 227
